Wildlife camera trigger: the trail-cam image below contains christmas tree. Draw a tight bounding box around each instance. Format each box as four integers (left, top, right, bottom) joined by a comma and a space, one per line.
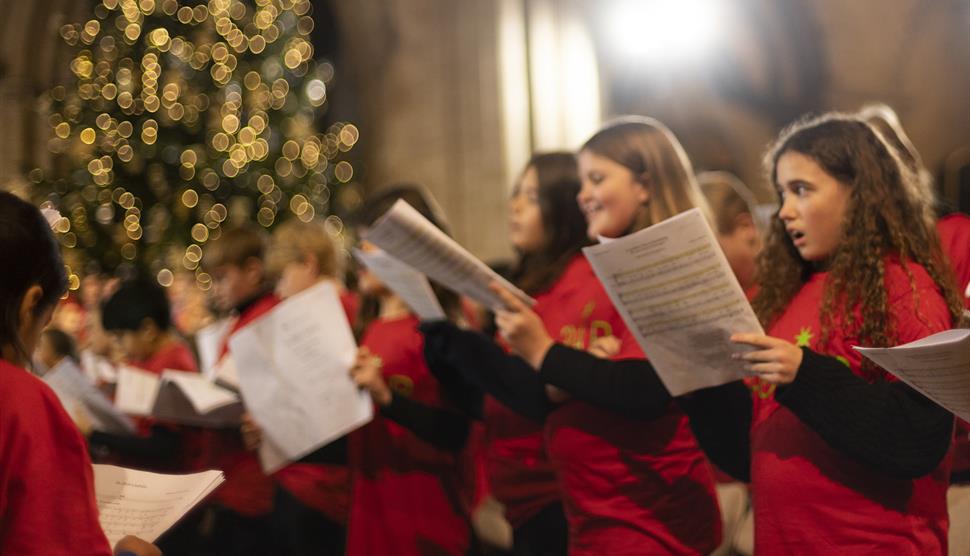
32, 0, 358, 292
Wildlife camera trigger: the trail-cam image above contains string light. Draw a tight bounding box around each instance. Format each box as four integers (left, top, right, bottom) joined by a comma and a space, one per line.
33, 0, 357, 291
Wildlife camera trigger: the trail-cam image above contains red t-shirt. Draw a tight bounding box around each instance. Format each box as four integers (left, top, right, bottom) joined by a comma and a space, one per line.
542, 255, 721, 555
0, 359, 113, 555
346, 315, 471, 556
749, 261, 952, 555
482, 397, 560, 528
121, 339, 203, 472
129, 338, 199, 375
204, 292, 280, 517
936, 214, 970, 478
272, 288, 358, 524
937, 213, 970, 308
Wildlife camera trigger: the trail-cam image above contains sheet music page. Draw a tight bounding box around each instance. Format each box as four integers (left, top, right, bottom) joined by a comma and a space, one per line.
363, 199, 534, 311
114, 366, 161, 416
93, 464, 224, 547
230, 281, 373, 473
213, 354, 240, 391
353, 248, 445, 320
44, 359, 135, 435
582, 208, 764, 396
80, 350, 118, 384
854, 329, 970, 421
196, 319, 233, 381
161, 370, 240, 414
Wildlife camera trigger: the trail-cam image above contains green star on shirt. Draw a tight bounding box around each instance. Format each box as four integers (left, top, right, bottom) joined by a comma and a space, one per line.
794, 327, 814, 347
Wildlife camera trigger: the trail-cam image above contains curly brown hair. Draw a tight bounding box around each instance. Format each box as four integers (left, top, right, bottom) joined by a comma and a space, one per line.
753, 114, 964, 354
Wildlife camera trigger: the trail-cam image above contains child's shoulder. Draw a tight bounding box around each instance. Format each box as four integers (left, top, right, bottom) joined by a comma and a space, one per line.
883, 259, 939, 302
0, 360, 75, 432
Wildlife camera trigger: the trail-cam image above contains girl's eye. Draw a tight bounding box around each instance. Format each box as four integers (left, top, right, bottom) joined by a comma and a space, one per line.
526, 191, 539, 203
588, 172, 604, 184
794, 184, 808, 196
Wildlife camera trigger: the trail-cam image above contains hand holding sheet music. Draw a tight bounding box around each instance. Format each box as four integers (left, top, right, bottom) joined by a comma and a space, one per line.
582, 208, 763, 396
353, 247, 445, 320
230, 281, 373, 473
363, 199, 534, 311
94, 464, 223, 547
854, 329, 970, 421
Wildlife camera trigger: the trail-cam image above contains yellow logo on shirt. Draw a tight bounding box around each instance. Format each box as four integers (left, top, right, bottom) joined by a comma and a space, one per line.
387, 375, 414, 398
559, 300, 613, 349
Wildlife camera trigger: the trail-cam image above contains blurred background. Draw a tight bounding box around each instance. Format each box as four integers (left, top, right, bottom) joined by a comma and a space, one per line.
0, 0, 966, 272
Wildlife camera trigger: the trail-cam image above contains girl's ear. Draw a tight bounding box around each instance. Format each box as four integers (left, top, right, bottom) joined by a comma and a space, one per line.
635, 173, 651, 205
18, 285, 45, 332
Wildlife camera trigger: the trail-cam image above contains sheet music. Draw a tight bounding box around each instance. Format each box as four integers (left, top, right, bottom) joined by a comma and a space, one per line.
114, 366, 161, 416
44, 359, 135, 435
854, 329, 970, 421
582, 208, 764, 396
363, 199, 534, 312
162, 370, 240, 414
93, 464, 224, 547
80, 350, 118, 384
213, 354, 240, 391
353, 248, 445, 320
196, 319, 232, 381
230, 281, 373, 473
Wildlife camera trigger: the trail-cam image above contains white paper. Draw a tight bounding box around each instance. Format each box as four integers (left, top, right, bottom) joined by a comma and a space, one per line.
854, 329, 970, 421
44, 359, 135, 435
213, 354, 240, 391
363, 199, 534, 312
353, 248, 445, 320
93, 464, 224, 547
80, 350, 118, 384
162, 370, 240, 414
582, 208, 764, 396
196, 319, 233, 381
114, 366, 162, 416
230, 281, 373, 473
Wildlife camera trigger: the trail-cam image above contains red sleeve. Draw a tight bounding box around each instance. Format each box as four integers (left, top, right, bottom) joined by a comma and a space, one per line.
0, 374, 112, 556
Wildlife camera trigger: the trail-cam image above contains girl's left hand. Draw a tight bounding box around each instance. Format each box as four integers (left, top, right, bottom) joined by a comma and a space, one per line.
731, 333, 804, 385
350, 347, 392, 406
489, 283, 554, 369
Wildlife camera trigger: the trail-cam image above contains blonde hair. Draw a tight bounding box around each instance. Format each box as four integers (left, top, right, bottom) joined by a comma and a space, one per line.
267, 219, 342, 280
582, 116, 712, 232
202, 224, 267, 270
698, 171, 759, 235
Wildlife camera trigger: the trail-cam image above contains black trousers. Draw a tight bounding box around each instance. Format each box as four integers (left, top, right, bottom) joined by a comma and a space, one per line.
511, 502, 568, 556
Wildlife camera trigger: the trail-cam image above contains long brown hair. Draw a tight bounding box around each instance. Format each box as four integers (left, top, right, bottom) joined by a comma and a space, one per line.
581, 116, 712, 233
510, 152, 590, 294
754, 114, 964, 354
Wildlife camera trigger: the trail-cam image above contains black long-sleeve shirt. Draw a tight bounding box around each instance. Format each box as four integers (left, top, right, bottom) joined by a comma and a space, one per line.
504, 339, 952, 482
679, 348, 953, 482
419, 321, 552, 423
378, 392, 471, 453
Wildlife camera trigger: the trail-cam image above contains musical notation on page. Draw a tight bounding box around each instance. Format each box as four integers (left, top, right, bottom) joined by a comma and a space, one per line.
583, 208, 763, 396
855, 329, 970, 421
94, 464, 224, 547
230, 281, 373, 473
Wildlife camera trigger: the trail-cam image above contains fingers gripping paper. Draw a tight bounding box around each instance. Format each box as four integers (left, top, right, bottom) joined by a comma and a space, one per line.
363, 199, 535, 311
229, 281, 373, 473
854, 329, 970, 421
582, 208, 763, 396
